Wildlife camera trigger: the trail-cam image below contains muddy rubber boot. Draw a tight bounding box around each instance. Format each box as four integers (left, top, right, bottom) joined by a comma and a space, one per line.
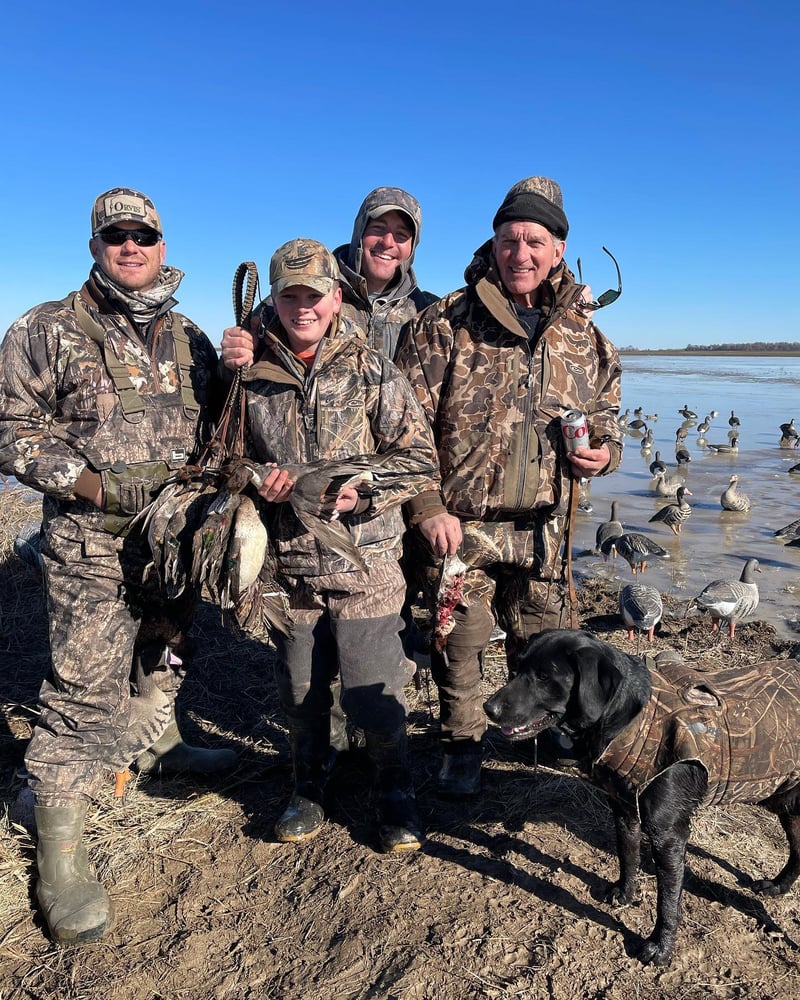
366, 729, 425, 853
275, 719, 330, 843
437, 749, 482, 798
135, 708, 238, 776
34, 804, 113, 945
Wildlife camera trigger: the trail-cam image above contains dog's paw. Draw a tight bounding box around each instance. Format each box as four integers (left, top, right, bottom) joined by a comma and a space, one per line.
603, 883, 638, 908
752, 877, 789, 898
638, 936, 674, 966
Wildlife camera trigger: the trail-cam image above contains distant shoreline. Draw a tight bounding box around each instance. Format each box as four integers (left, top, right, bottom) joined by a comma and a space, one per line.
620, 350, 800, 357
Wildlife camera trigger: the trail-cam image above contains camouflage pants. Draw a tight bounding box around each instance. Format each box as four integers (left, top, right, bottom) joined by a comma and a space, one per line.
272, 560, 412, 735
419, 517, 571, 747
25, 511, 197, 806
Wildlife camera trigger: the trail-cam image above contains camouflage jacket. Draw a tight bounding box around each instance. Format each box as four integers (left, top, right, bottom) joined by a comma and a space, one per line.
594, 657, 800, 809
0, 277, 220, 523
242, 314, 440, 576
333, 186, 437, 359
395, 243, 623, 524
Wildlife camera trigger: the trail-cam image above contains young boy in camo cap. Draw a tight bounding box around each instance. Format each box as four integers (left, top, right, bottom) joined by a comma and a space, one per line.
220, 238, 440, 852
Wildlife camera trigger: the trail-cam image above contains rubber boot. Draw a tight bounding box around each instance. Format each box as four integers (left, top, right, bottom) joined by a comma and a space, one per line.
365, 729, 425, 853
135, 707, 238, 776
34, 803, 113, 945
275, 718, 331, 843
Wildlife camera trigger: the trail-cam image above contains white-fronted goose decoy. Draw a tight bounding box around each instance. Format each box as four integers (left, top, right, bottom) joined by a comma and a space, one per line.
688, 557, 760, 637
619, 583, 663, 642
603, 531, 670, 574
720, 474, 751, 512
649, 486, 693, 535
650, 471, 682, 497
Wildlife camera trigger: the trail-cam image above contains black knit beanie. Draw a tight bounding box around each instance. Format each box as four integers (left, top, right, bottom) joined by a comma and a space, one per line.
492, 191, 569, 240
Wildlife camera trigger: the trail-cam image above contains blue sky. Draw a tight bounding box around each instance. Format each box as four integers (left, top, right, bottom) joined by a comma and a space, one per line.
2, 1, 797, 350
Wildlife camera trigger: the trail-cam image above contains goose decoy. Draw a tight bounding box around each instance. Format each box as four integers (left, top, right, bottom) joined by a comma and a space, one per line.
688, 557, 761, 637
675, 442, 692, 465
696, 415, 711, 434
633, 406, 644, 418
720, 474, 751, 512
649, 486, 693, 535
675, 426, 689, 443
644, 412, 659, 422
640, 427, 654, 451
774, 517, 800, 544
649, 451, 667, 476
619, 583, 663, 642
595, 500, 623, 556
709, 409, 719, 419
788, 462, 800, 475
707, 436, 739, 454
616, 408, 631, 428
603, 531, 670, 575
780, 419, 798, 439
628, 417, 647, 431
650, 471, 682, 497
728, 410, 741, 427
679, 405, 697, 420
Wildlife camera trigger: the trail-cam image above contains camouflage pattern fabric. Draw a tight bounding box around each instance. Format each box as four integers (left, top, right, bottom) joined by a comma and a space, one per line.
595, 658, 800, 809
333, 187, 438, 359
396, 247, 623, 523
0, 279, 220, 501
273, 561, 411, 734
241, 312, 440, 577
0, 275, 220, 806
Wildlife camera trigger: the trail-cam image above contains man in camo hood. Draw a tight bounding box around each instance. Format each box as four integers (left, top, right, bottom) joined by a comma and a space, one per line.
333, 186, 438, 359
0, 187, 235, 945
395, 176, 623, 799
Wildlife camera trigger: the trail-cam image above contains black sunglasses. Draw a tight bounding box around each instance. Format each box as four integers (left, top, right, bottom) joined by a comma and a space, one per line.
576, 246, 622, 310
95, 228, 161, 247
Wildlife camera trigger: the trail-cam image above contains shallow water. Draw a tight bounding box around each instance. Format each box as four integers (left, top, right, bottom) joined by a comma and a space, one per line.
573, 355, 800, 637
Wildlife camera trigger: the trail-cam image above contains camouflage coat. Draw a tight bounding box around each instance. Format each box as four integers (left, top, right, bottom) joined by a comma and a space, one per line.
395, 243, 623, 525
594, 657, 800, 810
242, 314, 440, 577
0, 275, 220, 525
333, 186, 437, 359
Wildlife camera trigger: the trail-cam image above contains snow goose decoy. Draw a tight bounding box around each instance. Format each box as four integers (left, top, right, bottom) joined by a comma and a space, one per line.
688, 557, 761, 637
619, 583, 663, 642
648, 486, 693, 535
720, 474, 750, 512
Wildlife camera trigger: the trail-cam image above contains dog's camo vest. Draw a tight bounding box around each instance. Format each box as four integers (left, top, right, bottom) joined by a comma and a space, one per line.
593, 656, 800, 808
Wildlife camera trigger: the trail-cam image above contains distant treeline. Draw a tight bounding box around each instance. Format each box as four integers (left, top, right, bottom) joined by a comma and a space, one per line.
621, 342, 800, 354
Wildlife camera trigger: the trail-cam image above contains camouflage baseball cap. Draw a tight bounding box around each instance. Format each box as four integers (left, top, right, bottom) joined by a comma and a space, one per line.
91, 187, 162, 235
492, 176, 569, 239
269, 238, 340, 296
502, 176, 564, 209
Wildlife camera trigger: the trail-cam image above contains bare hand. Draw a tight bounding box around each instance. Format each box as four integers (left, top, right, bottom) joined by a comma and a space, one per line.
221, 326, 256, 370
334, 485, 359, 515
256, 464, 295, 503
418, 511, 463, 557
567, 443, 611, 478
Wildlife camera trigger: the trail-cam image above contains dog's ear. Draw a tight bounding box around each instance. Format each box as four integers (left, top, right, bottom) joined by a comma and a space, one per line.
568, 638, 625, 727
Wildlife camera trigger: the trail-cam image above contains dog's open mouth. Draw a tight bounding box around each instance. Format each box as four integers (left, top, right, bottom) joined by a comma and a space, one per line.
500, 713, 557, 740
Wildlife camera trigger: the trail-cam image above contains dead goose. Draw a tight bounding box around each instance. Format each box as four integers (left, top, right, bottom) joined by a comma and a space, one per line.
619, 583, 663, 642
720, 474, 751, 512
648, 486, 693, 535
688, 557, 760, 637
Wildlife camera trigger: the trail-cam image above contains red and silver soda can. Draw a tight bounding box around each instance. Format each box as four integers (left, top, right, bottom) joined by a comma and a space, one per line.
560, 409, 589, 452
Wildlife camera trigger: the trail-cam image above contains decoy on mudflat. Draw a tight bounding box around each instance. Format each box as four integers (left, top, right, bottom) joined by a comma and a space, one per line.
602, 531, 670, 574
720, 474, 751, 512
595, 500, 623, 556
774, 517, 800, 544
648, 486, 693, 535
688, 557, 761, 637
619, 583, 663, 642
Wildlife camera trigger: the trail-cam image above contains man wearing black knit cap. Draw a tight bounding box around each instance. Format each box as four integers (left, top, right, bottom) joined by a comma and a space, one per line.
395, 176, 623, 798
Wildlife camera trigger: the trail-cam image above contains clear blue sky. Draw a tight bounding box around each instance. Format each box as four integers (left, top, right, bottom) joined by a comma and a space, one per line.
2, 1, 797, 350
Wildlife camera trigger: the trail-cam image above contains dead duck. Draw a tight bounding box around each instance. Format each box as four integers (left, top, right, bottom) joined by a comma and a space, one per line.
688, 557, 761, 637
720, 474, 751, 512
619, 583, 663, 642
649, 486, 693, 535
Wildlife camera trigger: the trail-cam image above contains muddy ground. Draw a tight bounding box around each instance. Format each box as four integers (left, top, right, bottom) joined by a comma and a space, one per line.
2, 524, 800, 998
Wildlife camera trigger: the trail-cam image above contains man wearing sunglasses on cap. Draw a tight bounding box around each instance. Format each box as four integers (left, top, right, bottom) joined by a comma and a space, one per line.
394, 176, 623, 799
0, 187, 235, 945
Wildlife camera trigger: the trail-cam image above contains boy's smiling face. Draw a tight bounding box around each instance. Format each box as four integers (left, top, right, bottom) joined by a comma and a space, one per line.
274, 284, 343, 354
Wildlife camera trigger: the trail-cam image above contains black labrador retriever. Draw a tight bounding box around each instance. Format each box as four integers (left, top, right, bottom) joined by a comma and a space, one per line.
483, 628, 800, 966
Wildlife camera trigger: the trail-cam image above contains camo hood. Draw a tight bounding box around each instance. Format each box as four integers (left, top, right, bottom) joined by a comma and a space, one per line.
344, 187, 423, 281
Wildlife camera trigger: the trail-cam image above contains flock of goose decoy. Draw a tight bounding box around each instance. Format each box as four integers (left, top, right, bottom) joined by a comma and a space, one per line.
579, 402, 800, 644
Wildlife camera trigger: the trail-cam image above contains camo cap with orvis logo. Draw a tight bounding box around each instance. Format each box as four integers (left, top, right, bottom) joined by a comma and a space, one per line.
91, 187, 163, 235
269, 238, 340, 296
